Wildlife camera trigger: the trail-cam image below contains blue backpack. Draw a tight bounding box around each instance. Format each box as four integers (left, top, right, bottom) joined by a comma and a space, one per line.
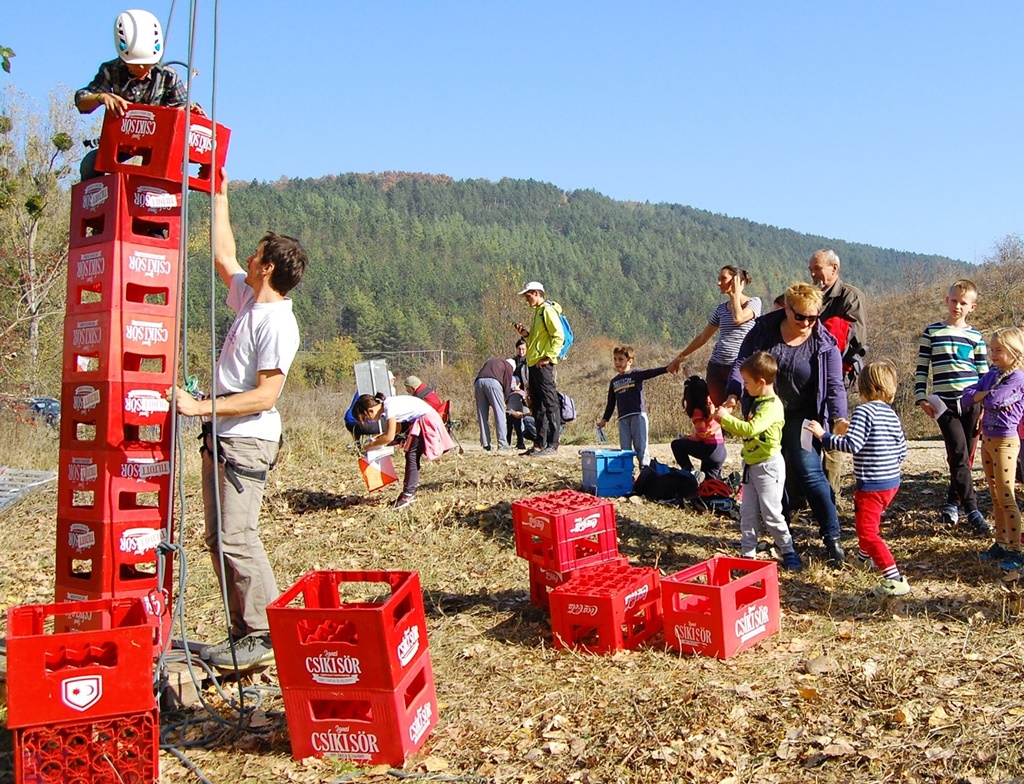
546, 300, 574, 360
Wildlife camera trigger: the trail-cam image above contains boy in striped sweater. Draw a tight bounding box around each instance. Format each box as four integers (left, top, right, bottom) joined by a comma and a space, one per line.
805, 362, 909, 596
914, 279, 990, 534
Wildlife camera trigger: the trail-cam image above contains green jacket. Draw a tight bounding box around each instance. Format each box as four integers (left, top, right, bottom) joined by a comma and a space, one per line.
526, 300, 565, 366
719, 394, 784, 466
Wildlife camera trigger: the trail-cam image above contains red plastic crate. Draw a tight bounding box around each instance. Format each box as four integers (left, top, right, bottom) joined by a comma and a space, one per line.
662, 557, 780, 660
67, 240, 180, 316
54, 583, 171, 656
57, 447, 172, 524
267, 570, 429, 692
13, 708, 159, 783
513, 490, 618, 572
56, 516, 167, 595
549, 562, 663, 654
60, 381, 172, 451
282, 654, 437, 765
528, 556, 628, 609
63, 310, 175, 385
5, 599, 157, 728
69, 173, 181, 249
96, 104, 231, 193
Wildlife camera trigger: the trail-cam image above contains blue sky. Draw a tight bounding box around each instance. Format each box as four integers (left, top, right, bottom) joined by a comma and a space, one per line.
5, 1, 1023, 263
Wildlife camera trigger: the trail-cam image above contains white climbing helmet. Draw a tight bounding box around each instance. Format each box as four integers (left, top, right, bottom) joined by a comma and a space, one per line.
114, 9, 164, 65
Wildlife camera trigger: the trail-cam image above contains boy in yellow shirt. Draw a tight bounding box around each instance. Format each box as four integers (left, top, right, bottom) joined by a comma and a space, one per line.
715, 351, 801, 570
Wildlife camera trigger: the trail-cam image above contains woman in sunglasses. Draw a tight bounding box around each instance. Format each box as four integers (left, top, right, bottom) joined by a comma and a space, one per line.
722, 282, 848, 567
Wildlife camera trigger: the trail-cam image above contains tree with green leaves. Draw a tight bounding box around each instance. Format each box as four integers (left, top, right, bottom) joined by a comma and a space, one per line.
0, 86, 84, 391
0, 46, 14, 74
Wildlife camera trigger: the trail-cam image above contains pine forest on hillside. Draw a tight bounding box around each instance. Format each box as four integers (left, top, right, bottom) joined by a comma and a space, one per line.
182, 172, 962, 361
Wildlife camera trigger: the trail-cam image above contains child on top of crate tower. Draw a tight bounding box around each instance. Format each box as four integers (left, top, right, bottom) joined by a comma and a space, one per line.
74, 8, 205, 179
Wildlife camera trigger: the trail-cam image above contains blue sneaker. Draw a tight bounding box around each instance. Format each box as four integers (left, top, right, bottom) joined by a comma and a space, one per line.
999, 551, 1024, 571
780, 551, 803, 571
966, 510, 991, 536
980, 542, 1010, 561
940, 504, 960, 526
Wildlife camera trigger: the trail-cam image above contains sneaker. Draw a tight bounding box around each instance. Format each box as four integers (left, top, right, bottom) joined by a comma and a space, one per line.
998, 551, 1024, 571
851, 552, 876, 573
206, 632, 274, 670
824, 538, 846, 569
780, 551, 803, 571
199, 632, 244, 661
693, 470, 706, 486
533, 447, 559, 457
872, 577, 911, 597
521, 447, 538, 456
940, 504, 960, 526
393, 494, 416, 510
966, 510, 991, 536
980, 542, 1010, 561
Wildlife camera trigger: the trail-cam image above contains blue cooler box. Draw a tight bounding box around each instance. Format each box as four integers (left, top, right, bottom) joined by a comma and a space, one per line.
581, 449, 637, 497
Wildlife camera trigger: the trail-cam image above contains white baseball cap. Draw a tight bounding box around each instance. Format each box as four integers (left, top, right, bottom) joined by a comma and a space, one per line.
518, 281, 545, 296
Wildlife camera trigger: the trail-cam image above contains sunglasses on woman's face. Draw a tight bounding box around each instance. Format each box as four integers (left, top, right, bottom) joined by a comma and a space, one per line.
790, 309, 819, 323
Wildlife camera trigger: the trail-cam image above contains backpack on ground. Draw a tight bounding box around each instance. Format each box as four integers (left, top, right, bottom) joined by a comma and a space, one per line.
693, 473, 742, 521
632, 459, 699, 502
558, 391, 577, 422
546, 300, 574, 360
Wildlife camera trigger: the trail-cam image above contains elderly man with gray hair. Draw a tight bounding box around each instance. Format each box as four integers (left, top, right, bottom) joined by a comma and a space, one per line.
809, 248, 868, 496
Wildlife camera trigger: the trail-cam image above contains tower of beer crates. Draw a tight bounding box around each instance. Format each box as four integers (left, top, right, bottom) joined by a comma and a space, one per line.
4, 105, 229, 783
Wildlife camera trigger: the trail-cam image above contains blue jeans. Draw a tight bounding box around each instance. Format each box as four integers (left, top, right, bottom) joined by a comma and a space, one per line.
781, 417, 840, 542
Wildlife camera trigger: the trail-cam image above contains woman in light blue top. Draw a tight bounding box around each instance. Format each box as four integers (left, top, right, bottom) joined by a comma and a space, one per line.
668, 266, 762, 404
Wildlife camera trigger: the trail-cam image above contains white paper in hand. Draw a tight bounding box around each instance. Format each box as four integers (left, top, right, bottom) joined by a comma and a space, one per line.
801, 419, 815, 452
924, 394, 947, 419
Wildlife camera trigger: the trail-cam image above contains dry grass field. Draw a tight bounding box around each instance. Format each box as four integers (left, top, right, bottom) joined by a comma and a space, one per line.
2, 378, 1024, 784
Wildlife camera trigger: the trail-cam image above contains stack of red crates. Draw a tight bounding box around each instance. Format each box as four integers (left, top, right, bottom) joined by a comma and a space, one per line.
266, 571, 438, 766
512, 489, 623, 609
54, 172, 184, 650
5, 599, 160, 784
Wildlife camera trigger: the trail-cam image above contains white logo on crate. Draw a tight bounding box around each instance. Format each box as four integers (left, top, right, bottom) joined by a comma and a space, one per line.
540, 568, 564, 584
674, 621, 713, 648
734, 603, 771, 644
121, 457, 171, 481
119, 527, 161, 555
67, 457, 98, 484
408, 701, 433, 743
81, 181, 109, 210
522, 515, 545, 531
124, 319, 169, 347
120, 109, 157, 138
73, 385, 101, 413
76, 250, 106, 281
62, 592, 93, 626
623, 584, 649, 611
61, 675, 103, 711
127, 250, 173, 278
189, 125, 213, 155
310, 725, 380, 759
142, 590, 166, 618
72, 320, 102, 349
124, 389, 169, 416
567, 603, 598, 617
134, 185, 178, 211
305, 651, 362, 685
67, 523, 96, 552
396, 625, 421, 666
569, 512, 601, 534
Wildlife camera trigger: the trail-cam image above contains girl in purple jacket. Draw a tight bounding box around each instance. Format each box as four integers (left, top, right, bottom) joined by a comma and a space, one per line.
962, 327, 1024, 569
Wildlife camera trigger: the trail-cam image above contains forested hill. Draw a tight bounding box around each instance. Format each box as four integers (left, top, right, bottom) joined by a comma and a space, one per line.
187, 172, 960, 357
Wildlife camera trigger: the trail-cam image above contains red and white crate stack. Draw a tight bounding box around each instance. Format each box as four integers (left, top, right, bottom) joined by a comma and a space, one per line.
512, 489, 663, 653
5, 599, 160, 784
267, 571, 439, 766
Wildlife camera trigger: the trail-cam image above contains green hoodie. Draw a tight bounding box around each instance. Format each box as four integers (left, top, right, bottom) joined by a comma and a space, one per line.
719, 394, 784, 466
526, 299, 565, 366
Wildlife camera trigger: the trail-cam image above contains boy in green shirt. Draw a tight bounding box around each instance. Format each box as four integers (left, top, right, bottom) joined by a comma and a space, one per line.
715, 351, 802, 570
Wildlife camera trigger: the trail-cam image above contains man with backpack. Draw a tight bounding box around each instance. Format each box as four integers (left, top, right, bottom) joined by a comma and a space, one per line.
514, 281, 566, 456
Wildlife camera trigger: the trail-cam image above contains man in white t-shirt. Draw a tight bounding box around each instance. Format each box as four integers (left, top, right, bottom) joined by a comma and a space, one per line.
173, 172, 308, 670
